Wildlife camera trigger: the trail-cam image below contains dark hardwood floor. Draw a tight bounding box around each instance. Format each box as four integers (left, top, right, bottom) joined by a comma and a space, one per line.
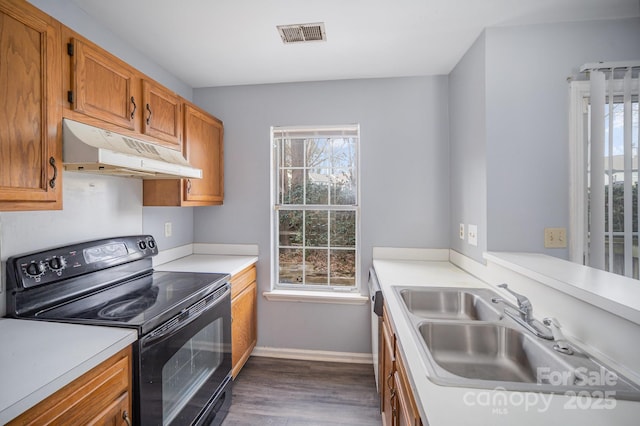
222, 356, 382, 425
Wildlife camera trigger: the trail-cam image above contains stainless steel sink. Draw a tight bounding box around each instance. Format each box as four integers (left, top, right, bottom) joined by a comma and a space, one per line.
398, 288, 501, 321
393, 285, 640, 399
418, 322, 572, 383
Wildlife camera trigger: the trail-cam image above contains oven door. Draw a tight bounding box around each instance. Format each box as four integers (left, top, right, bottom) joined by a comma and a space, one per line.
138, 283, 232, 426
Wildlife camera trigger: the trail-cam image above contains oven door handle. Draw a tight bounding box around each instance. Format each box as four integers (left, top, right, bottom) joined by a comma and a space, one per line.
142, 284, 230, 347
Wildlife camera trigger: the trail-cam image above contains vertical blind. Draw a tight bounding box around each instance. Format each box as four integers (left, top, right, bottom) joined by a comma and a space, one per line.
588, 64, 640, 277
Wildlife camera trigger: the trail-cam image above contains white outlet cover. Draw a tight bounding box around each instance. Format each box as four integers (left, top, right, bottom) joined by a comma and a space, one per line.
459, 223, 465, 240
468, 224, 478, 246
164, 222, 172, 237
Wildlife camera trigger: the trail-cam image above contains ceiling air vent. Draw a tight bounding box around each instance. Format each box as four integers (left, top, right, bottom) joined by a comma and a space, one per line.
277, 22, 326, 44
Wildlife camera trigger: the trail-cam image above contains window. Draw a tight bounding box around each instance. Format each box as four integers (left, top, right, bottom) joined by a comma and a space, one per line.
271, 125, 359, 291
569, 66, 639, 278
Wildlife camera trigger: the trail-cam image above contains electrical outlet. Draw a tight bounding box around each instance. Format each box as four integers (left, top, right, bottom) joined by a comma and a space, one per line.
544, 227, 566, 248
468, 224, 478, 246
164, 222, 172, 238
459, 223, 465, 240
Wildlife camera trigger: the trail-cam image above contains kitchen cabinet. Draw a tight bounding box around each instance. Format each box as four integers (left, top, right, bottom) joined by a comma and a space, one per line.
67, 36, 137, 131
0, 0, 62, 211
394, 349, 422, 426
380, 305, 423, 426
143, 102, 224, 206
62, 26, 183, 151
7, 346, 132, 426
141, 79, 182, 149
231, 264, 257, 378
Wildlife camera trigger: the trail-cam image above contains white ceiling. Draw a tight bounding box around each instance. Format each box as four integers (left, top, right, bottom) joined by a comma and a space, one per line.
70, 0, 640, 88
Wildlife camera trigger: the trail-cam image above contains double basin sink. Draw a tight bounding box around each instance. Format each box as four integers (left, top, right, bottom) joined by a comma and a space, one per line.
395, 286, 640, 400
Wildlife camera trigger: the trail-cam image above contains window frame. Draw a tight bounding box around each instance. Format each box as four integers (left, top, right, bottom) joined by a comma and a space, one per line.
269, 125, 361, 293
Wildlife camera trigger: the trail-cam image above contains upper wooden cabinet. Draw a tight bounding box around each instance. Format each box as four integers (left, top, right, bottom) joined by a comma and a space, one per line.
69, 38, 137, 131
143, 102, 224, 206
0, 0, 62, 211
141, 79, 182, 149
183, 103, 224, 204
62, 28, 183, 151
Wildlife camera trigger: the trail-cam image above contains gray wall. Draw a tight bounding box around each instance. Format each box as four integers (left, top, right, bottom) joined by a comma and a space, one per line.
449, 32, 487, 260
449, 18, 640, 263
193, 77, 450, 353
485, 18, 640, 256
0, 173, 142, 315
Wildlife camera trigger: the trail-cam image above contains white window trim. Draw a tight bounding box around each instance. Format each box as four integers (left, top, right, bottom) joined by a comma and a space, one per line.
568, 80, 590, 264
262, 289, 369, 304
269, 125, 362, 296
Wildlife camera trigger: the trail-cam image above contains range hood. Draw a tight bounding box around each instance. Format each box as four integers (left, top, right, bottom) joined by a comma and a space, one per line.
62, 119, 202, 179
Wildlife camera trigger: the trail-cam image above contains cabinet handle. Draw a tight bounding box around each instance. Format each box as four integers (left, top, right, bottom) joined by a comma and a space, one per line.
146, 103, 152, 125
48, 157, 57, 189
386, 371, 394, 391
130, 96, 137, 119
122, 410, 132, 426
187, 179, 192, 194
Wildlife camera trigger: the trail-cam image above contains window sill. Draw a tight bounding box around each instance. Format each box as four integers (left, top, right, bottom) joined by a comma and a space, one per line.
262, 289, 369, 305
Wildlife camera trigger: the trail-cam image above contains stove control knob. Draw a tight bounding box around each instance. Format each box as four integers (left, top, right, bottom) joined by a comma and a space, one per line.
25, 262, 44, 277
48, 257, 65, 271
138, 241, 147, 250
147, 239, 156, 249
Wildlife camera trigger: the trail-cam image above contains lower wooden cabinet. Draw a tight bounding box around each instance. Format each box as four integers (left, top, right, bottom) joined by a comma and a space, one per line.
380, 305, 423, 426
8, 346, 132, 426
231, 264, 257, 378
381, 306, 396, 426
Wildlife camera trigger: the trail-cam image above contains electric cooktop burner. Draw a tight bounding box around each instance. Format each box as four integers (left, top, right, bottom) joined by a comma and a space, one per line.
98, 286, 159, 320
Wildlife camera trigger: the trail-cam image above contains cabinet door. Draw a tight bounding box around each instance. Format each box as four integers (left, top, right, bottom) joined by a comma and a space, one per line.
0, 0, 62, 210
71, 38, 136, 130
86, 392, 131, 426
381, 311, 395, 426
395, 353, 422, 426
141, 79, 182, 149
183, 104, 224, 204
231, 280, 257, 378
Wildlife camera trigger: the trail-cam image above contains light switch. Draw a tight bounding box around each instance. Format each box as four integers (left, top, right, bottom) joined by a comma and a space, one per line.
544, 227, 566, 248
164, 222, 172, 237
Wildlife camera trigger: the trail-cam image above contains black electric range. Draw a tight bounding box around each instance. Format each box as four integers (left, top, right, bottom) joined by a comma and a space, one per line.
5, 235, 233, 426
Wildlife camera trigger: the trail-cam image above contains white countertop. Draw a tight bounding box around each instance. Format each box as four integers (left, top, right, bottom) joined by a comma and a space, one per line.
155, 254, 258, 276
0, 319, 136, 424
372, 258, 640, 426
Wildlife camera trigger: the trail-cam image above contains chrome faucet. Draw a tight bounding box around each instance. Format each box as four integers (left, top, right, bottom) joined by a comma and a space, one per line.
497, 283, 532, 321
491, 283, 553, 340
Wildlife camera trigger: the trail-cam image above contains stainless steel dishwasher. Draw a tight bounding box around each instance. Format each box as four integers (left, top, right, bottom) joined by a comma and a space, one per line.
368, 267, 384, 391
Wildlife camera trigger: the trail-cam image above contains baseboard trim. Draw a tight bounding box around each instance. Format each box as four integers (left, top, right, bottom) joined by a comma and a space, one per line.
251, 346, 373, 364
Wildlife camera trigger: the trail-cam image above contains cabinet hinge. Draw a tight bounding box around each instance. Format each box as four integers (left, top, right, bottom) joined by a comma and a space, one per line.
67, 43, 74, 56
67, 91, 74, 104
